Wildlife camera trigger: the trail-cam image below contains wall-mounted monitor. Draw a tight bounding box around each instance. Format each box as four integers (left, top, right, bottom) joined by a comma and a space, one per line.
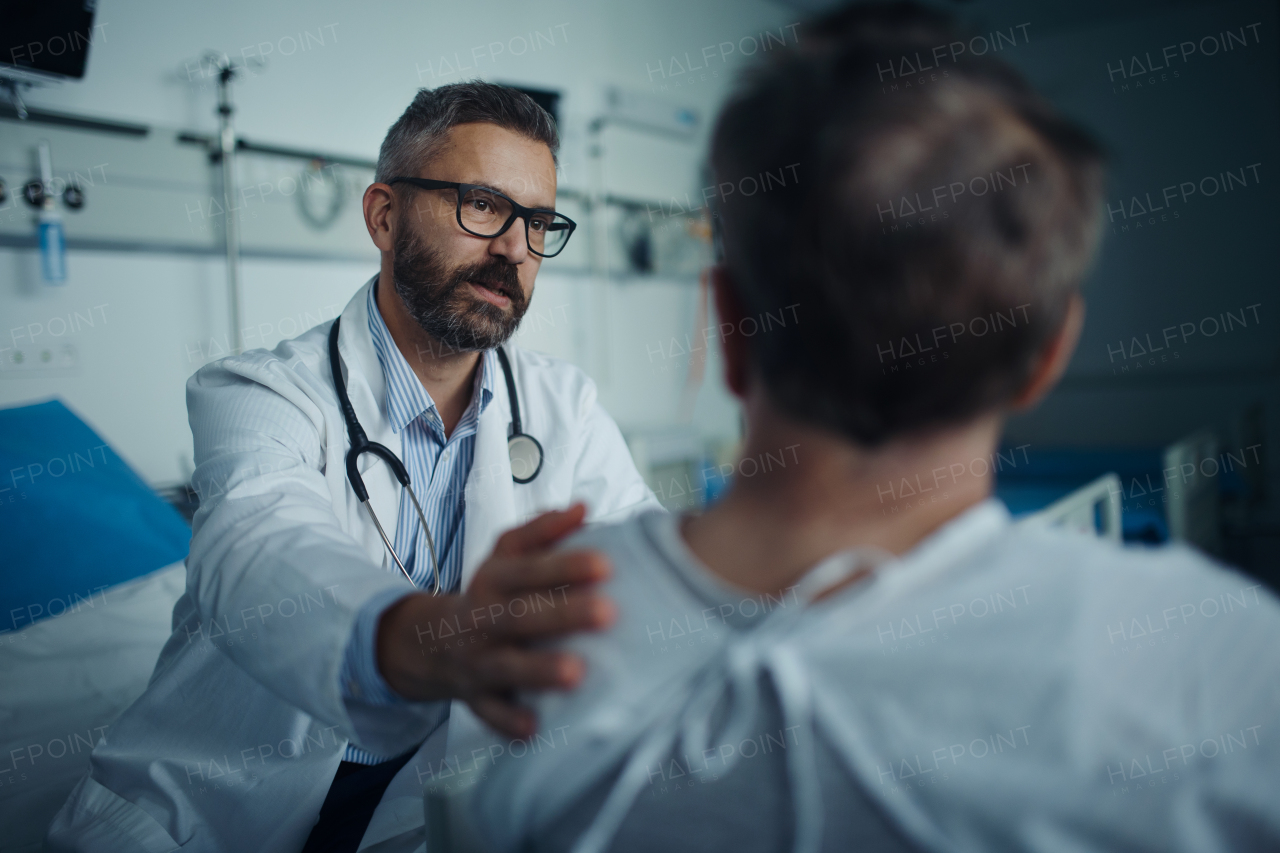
508, 85, 561, 127
1, 1, 99, 81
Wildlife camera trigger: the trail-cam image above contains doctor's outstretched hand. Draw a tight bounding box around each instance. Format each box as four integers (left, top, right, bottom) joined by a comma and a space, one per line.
374, 503, 615, 738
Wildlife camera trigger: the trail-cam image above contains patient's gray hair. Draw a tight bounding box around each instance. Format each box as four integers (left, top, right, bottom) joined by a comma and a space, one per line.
374, 81, 559, 185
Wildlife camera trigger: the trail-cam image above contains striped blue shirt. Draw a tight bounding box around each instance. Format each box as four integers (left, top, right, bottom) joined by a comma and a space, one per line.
339, 279, 497, 764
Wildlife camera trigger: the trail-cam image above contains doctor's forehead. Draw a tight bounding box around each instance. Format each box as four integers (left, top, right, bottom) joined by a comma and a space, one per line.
424, 122, 558, 208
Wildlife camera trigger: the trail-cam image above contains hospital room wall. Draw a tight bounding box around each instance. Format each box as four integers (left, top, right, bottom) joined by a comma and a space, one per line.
0, 251, 736, 486
4, 0, 1276, 496
0, 0, 786, 486
995, 0, 1280, 492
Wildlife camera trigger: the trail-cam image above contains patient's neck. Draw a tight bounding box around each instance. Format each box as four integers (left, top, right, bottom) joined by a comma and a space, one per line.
682, 400, 1003, 596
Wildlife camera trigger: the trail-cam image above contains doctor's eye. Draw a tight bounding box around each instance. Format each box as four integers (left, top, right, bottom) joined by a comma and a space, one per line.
460, 188, 513, 232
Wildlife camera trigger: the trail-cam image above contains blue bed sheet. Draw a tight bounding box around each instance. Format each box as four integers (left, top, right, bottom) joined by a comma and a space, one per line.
0, 399, 191, 633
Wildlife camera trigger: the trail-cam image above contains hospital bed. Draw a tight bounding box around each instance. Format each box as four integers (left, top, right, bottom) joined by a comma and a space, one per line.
0, 563, 186, 852
0, 399, 190, 853
1018, 473, 1122, 540
993, 431, 1227, 552
637, 430, 1224, 547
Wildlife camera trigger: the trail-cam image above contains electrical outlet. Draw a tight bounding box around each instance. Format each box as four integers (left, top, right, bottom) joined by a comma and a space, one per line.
0, 343, 79, 376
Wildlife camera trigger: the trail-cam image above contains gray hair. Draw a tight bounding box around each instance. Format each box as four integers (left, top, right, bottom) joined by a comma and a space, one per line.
375, 81, 559, 184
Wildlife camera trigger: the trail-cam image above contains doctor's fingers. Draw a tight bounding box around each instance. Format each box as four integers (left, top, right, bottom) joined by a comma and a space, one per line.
483, 584, 616, 641
480, 548, 612, 600
470, 647, 586, 695
491, 503, 588, 558
468, 695, 537, 740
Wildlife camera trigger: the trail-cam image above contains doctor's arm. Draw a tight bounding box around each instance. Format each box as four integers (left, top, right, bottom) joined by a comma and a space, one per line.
186, 363, 449, 754
189, 360, 618, 743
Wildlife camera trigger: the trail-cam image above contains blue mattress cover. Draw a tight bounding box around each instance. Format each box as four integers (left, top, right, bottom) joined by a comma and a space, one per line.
0, 399, 190, 632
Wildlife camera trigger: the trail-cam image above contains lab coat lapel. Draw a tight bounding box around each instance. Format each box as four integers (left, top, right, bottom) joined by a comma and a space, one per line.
440, 352, 518, 824
460, 369, 517, 591
336, 276, 401, 569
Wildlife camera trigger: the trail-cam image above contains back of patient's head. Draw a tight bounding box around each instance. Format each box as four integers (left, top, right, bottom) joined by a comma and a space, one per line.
711, 2, 1106, 446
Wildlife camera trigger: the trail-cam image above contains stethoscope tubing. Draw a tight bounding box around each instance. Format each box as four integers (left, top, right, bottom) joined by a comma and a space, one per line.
328, 315, 539, 595
330, 318, 441, 592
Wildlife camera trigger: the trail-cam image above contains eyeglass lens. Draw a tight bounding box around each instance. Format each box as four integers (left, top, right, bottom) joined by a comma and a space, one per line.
458, 187, 572, 255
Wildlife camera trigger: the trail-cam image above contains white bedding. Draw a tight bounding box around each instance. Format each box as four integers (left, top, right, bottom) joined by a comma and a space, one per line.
0, 562, 186, 853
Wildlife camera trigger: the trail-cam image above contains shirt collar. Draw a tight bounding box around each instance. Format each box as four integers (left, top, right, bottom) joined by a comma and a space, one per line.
851, 497, 1012, 604
366, 277, 497, 435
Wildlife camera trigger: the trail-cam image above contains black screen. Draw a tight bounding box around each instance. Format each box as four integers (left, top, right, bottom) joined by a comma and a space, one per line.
1, 1, 98, 80
510, 85, 561, 127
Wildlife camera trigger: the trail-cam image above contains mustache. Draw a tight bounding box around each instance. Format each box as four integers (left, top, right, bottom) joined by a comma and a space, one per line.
390, 227, 530, 352
452, 260, 523, 305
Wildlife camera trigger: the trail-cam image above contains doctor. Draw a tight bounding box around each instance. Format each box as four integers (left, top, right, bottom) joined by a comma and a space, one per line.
48, 82, 659, 853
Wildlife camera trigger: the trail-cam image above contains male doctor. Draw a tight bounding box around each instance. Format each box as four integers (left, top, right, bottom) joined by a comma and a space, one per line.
48, 82, 659, 853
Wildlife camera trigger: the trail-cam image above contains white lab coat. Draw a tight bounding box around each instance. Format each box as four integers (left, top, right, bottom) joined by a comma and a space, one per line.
46, 276, 660, 853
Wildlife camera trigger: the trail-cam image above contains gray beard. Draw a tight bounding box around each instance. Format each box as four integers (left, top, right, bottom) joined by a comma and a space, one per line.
390, 227, 527, 353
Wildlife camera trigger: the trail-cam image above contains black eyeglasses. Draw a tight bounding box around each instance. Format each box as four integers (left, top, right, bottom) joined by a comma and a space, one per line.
388, 177, 577, 258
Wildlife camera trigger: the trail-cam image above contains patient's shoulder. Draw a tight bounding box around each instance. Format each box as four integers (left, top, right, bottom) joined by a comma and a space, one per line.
531, 510, 714, 732
560, 509, 674, 579
962, 525, 1280, 691
998, 523, 1267, 602
561, 508, 658, 546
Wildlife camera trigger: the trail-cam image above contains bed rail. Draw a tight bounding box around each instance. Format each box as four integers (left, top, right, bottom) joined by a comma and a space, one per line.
1020, 473, 1122, 541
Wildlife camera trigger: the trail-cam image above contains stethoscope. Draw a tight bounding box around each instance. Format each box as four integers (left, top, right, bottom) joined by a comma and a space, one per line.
327, 317, 543, 593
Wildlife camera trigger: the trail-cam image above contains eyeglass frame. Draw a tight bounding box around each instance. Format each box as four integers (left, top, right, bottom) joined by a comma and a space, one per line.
386, 177, 577, 258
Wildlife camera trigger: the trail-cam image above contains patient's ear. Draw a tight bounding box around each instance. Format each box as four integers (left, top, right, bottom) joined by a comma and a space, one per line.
709, 266, 750, 398
1011, 293, 1085, 410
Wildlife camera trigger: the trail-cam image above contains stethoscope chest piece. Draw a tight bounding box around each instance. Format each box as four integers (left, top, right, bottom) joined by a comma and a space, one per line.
495, 345, 541, 485
508, 432, 543, 484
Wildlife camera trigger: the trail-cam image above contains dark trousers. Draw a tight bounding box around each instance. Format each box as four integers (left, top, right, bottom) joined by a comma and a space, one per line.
300, 751, 417, 853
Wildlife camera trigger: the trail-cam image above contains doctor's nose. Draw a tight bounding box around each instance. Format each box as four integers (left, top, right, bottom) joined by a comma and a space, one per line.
488, 219, 532, 263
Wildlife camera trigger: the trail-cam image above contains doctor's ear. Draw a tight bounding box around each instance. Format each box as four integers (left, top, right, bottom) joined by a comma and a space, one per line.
709, 266, 750, 398
363, 183, 398, 253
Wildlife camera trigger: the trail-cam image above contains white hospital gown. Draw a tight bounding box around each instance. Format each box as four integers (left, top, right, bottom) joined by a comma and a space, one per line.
464, 500, 1280, 853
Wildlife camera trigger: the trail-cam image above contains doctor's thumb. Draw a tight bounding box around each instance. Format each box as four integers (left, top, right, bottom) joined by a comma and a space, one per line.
493, 503, 589, 557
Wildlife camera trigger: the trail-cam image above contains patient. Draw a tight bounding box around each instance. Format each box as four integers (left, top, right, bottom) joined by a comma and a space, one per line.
458, 4, 1280, 851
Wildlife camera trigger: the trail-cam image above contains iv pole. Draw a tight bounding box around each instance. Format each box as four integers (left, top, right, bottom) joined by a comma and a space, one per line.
212, 56, 244, 354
